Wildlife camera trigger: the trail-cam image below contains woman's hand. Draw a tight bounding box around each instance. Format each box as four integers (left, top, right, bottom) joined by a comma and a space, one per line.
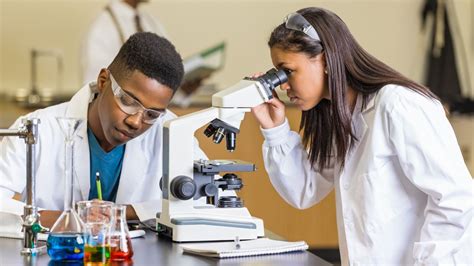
251, 96, 286, 129
249, 73, 286, 129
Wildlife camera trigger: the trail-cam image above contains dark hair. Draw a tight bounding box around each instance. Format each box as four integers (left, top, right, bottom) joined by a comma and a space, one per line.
269, 7, 438, 170
109, 32, 184, 91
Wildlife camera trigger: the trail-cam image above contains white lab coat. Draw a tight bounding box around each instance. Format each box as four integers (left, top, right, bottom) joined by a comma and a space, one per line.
0, 83, 207, 223
261, 85, 473, 265
81, 0, 168, 83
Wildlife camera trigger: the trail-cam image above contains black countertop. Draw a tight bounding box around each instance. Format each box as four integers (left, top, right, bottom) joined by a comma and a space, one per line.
0, 230, 333, 266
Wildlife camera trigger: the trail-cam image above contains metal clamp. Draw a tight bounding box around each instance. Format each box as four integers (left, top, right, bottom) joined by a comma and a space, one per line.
0, 118, 48, 256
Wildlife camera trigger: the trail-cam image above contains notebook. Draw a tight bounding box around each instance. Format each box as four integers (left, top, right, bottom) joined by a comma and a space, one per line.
182, 42, 226, 84
0, 212, 23, 239
180, 238, 308, 258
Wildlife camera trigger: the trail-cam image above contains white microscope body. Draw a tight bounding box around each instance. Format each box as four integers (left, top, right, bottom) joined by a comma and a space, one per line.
157, 69, 288, 242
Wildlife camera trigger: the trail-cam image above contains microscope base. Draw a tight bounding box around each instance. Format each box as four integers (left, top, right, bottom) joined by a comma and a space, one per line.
156, 214, 264, 242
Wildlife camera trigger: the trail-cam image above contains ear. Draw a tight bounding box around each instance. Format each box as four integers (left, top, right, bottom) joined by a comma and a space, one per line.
308, 51, 326, 66
97, 68, 109, 93
319, 52, 326, 67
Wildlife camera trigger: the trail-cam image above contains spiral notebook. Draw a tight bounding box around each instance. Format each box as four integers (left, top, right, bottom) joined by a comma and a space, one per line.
180, 238, 308, 258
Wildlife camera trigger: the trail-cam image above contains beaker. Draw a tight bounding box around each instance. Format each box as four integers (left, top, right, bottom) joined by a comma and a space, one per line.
80, 200, 114, 265
110, 205, 134, 261
47, 117, 84, 261
83, 222, 111, 265
77, 200, 114, 224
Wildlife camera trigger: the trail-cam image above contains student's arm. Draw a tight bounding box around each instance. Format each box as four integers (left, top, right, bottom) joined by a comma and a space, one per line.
251, 96, 335, 209
38, 210, 61, 228
260, 119, 335, 210
37, 206, 137, 228
126, 205, 138, 221
388, 91, 473, 265
0, 118, 29, 217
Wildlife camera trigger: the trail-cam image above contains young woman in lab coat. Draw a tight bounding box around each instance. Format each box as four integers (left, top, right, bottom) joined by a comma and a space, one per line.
252, 7, 473, 265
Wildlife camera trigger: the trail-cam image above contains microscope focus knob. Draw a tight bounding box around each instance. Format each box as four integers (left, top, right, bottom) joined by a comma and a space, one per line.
170, 176, 196, 200
204, 183, 218, 197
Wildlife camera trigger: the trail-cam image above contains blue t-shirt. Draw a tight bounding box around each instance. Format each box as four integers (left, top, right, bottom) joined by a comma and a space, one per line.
87, 127, 125, 202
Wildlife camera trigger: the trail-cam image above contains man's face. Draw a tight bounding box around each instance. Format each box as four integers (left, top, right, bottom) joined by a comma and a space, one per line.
95, 69, 173, 151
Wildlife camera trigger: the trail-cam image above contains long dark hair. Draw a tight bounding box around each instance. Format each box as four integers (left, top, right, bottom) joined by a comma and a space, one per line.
268, 7, 438, 170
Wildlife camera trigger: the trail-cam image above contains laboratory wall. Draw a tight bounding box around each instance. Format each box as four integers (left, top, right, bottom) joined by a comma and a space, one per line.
1, 0, 473, 248
1, 0, 472, 96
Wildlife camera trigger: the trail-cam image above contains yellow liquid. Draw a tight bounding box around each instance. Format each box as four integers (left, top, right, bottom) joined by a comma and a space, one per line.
83, 245, 110, 265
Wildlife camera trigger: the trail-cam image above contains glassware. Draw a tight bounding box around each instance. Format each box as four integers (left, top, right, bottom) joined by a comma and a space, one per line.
80, 200, 114, 265
110, 205, 134, 261
47, 117, 85, 261
77, 200, 114, 224
83, 222, 111, 265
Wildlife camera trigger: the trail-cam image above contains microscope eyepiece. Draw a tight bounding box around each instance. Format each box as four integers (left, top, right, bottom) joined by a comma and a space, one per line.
250, 68, 289, 98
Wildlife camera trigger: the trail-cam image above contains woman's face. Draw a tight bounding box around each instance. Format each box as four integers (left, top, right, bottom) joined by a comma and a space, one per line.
270, 46, 328, 110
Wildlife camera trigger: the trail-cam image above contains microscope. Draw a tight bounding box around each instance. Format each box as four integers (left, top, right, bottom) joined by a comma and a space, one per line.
156, 69, 288, 242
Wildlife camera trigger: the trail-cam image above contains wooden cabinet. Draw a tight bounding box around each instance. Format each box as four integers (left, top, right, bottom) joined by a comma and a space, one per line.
170, 106, 339, 248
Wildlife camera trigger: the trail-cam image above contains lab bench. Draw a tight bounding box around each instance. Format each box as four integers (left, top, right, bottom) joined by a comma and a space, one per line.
0, 230, 333, 265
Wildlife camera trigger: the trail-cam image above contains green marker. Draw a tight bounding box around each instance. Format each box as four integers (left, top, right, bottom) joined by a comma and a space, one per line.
95, 172, 103, 200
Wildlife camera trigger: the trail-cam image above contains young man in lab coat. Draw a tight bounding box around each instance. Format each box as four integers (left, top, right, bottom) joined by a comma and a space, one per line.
0, 32, 205, 228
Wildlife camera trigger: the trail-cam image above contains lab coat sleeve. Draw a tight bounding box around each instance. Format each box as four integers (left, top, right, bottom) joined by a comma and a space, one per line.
261, 119, 335, 209
0, 117, 28, 208
388, 92, 473, 265
131, 200, 161, 222
0, 117, 29, 236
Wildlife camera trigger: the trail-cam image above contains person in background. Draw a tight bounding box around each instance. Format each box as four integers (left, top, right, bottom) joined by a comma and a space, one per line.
0, 32, 205, 229
251, 7, 473, 265
81, 0, 167, 84
81, 0, 202, 101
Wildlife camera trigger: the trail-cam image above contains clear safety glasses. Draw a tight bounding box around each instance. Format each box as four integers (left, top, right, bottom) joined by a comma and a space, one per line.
109, 73, 166, 125
284, 12, 322, 42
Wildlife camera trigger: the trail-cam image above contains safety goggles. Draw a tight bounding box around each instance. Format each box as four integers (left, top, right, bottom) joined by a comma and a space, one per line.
109, 72, 166, 125
284, 12, 321, 42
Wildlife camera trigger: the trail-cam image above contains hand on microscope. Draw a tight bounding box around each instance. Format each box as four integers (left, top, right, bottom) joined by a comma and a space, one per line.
249, 72, 286, 129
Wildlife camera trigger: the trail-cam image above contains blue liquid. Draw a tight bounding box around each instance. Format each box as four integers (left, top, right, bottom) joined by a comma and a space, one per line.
47, 232, 84, 261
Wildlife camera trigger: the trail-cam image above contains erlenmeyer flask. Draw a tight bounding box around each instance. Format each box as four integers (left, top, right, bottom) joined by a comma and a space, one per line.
110, 205, 134, 261
47, 117, 85, 261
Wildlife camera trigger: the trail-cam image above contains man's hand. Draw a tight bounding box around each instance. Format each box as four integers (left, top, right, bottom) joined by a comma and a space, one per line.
37, 204, 139, 228
38, 210, 61, 228
126, 205, 138, 221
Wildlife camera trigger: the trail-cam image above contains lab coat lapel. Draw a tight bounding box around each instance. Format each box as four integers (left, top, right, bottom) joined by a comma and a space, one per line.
341, 93, 376, 187
358, 93, 376, 141
74, 131, 90, 201
64, 84, 95, 200
115, 136, 148, 202
349, 94, 376, 156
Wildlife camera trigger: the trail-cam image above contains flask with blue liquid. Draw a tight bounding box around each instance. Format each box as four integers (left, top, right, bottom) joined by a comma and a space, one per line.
47, 118, 85, 261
